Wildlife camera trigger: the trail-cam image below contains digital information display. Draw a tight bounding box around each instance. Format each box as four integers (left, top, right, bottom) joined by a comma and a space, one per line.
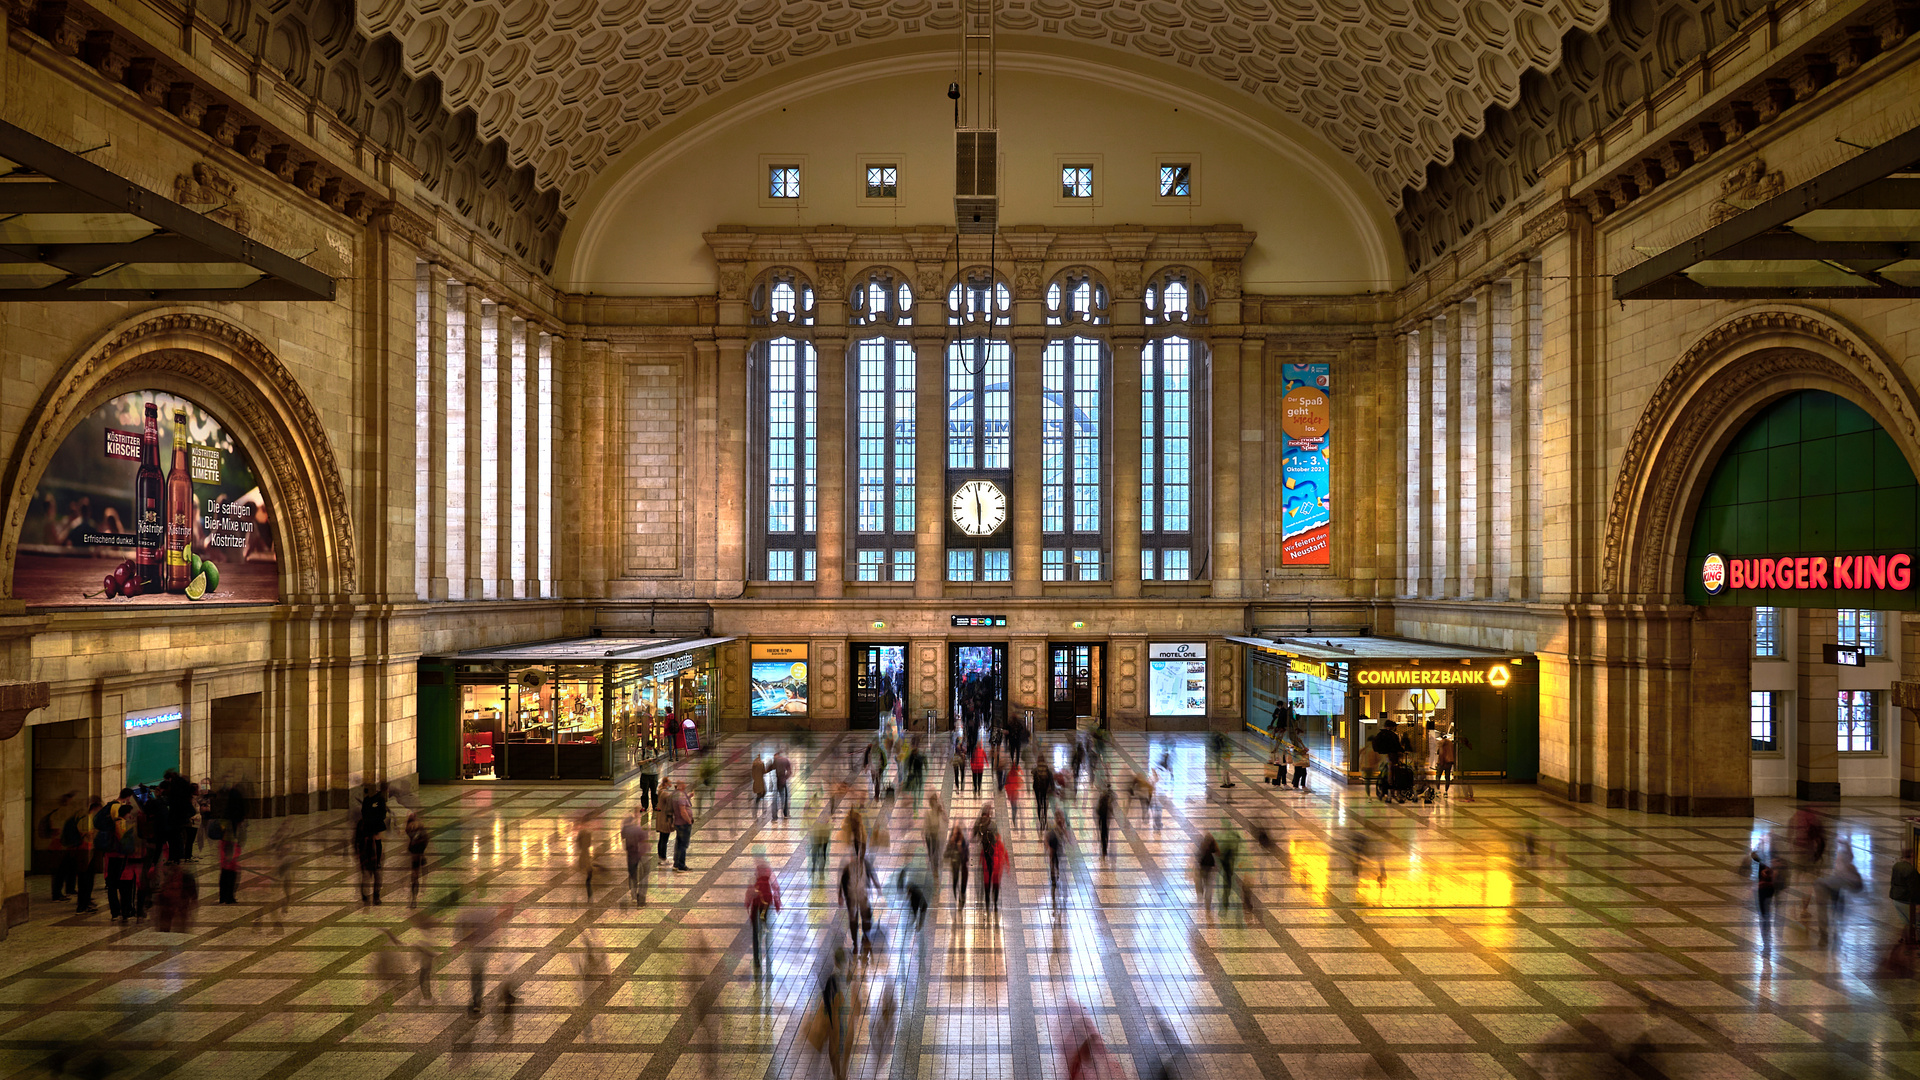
951, 615, 1008, 627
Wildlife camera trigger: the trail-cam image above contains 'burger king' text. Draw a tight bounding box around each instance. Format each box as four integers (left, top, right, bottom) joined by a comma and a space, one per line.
1725, 554, 1913, 592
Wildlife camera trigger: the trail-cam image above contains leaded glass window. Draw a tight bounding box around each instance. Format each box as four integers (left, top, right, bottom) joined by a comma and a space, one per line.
1141, 336, 1195, 579
1042, 336, 1106, 577
855, 339, 916, 575
757, 336, 817, 580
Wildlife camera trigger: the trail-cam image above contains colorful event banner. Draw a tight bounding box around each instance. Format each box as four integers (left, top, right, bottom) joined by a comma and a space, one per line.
14, 390, 279, 608
1280, 363, 1332, 565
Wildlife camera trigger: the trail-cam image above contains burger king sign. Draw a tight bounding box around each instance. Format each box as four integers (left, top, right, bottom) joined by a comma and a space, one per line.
1701, 553, 1727, 595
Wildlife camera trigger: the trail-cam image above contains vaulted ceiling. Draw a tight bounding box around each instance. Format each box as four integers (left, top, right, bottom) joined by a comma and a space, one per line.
359, 0, 1610, 213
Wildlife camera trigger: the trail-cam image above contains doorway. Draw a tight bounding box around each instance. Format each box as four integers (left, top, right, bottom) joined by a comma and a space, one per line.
851, 642, 908, 731
1048, 643, 1105, 729
949, 643, 1007, 737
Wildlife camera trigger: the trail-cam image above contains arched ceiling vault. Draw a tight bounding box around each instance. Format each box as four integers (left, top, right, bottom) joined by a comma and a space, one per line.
359, 0, 1611, 215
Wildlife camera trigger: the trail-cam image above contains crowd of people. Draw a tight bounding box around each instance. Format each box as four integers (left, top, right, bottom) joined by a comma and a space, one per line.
39, 772, 254, 927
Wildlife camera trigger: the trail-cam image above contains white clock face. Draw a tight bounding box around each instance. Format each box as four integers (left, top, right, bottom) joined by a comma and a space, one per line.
951, 480, 1008, 536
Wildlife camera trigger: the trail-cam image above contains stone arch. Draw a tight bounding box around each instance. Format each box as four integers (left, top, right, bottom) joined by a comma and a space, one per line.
0, 310, 358, 601
1602, 306, 1920, 602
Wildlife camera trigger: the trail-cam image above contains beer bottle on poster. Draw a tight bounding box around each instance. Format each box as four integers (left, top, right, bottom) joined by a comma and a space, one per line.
134, 402, 165, 591
165, 410, 192, 592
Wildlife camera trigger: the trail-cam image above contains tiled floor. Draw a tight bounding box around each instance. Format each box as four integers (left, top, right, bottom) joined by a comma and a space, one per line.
4, 732, 1919, 1080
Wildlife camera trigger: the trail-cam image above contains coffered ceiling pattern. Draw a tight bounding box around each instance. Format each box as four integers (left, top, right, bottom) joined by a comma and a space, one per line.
359, 0, 1610, 211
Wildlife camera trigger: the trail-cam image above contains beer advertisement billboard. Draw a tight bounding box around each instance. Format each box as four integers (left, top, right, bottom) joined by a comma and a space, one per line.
12, 390, 279, 607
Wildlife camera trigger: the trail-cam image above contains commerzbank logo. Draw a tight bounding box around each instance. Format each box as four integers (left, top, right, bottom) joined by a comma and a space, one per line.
1702, 552, 1727, 595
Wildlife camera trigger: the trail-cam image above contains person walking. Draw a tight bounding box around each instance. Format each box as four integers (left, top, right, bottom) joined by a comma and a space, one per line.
947, 823, 971, 910
639, 756, 661, 814
971, 740, 987, 795
43, 792, 76, 902
1753, 846, 1779, 950
1033, 760, 1054, 829
1095, 784, 1115, 858
216, 820, 241, 904
1291, 740, 1311, 790
980, 822, 1007, 914
924, 792, 948, 879
406, 813, 431, 907
622, 806, 651, 905
670, 781, 695, 872
745, 857, 781, 973
1045, 809, 1068, 906
97, 789, 131, 921
773, 749, 794, 819
356, 784, 390, 905
653, 793, 674, 866
1893, 846, 1919, 942
574, 814, 598, 900
840, 852, 876, 957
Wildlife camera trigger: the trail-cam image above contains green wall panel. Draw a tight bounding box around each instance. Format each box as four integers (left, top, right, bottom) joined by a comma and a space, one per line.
1686, 390, 1920, 608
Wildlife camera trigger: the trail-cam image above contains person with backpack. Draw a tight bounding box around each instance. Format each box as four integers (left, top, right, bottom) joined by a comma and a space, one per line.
97, 789, 137, 921
42, 792, 76, 902
1753, 846, 1779, 949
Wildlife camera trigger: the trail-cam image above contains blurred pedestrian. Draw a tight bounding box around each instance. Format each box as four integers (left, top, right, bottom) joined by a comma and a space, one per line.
947, 823, 970, 910
215, 818, 241, 904
810, 809, 833, 878
1752, 846, 1779, 950
65, 796, 99, 913
671, 781, 694, 872
43, 792, 76, 901
840, 852, 876, 958
622, 806, 651, 906
1046, 809, 1069, 906
746, 856, 781, 973
1095, 783, 1115, 857
981, 822, 1008, 914
773, 749, 795, 819
639, 754, 660, 813
355, 783, 389, 906
971, 741, 987, 794
1194, 833, 1219, 913
1034, 759, 1054, 828
406, 812, 431, 907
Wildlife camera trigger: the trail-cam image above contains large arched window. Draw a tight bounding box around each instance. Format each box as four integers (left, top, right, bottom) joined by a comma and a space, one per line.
1042, 336, 1107, 580
849, 267, 913, 327
853, 337, 916, 581
1142, 336, 1201, 580
752, 336, 818, 580
945, 270, 1013, 582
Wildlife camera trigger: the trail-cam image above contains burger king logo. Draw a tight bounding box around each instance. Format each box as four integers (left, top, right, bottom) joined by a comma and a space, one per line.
1702, 553, 1727, 595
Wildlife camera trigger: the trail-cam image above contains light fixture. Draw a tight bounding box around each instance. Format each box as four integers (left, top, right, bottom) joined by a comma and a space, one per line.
1071, 621, 1086, 629
872, 620, 886, 630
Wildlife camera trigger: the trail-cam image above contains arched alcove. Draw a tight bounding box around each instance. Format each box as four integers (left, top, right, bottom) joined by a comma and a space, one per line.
1, 311, 358, 603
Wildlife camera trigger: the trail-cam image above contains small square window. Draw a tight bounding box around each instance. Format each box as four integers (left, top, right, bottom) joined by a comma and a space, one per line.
1161, 550, 1190, 581
866, 165, 898, 199
1043, 549, 1066, 582
983, 549, 1011, 582
1159, 164, 1191, 197
856, 550, 884, 582
1839, 689, 1878, 752
1061, 165, 1094, 199
891, 549, 915, 582
947, 549, 975, 582
767, 550, 795, 581
1073, 549, 1102, 581
770, 165, 801, 199
1750, 691, 1777, 752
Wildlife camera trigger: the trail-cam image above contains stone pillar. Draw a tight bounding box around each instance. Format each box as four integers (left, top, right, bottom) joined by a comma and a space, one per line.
493, 311, 517, 599
526, 332, 548, 599
814, 331, 849, 598
1209, 335, 1243, 597
1677, 606, 1755, 815
715, 332, 749, 589
1487, 280, 1512, 601
1901, 613, 1920, 801
1445, 305, 1468, 598
1112, 333, 1144, 598
1238, 332, 1265, 588
1472, 284, 1497, 599
1403, 330, 1422, 596
1425, 318, 1446, 597
420, 263, 450, 600
913, 333, 947, 598
1508, 261, 1537, 601
1011, 328, 1045, 597
507, 316, 529, 599
1798, 608, 1842, 800
460, 288, 487, 602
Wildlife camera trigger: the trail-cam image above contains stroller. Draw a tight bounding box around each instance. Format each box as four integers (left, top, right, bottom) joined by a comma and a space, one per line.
1381, 761, 1438, 805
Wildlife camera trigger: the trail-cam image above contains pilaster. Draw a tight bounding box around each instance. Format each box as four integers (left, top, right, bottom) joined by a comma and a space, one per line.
1209, 334, 1243, 598
1112, 333, 1144, 599
1797, 608, 1842, 801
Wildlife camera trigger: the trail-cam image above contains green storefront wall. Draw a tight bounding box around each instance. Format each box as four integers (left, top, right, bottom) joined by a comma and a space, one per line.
1685, 390, 1920, 608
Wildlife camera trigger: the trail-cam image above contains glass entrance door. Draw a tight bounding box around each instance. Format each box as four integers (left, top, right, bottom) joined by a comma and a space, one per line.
1048, 643, 1104, 729
851, 642, 908, 731
949, 643, 1007, 738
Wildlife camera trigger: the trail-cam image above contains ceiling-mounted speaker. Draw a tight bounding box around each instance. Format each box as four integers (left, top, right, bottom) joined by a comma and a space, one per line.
956, 129, 998, 233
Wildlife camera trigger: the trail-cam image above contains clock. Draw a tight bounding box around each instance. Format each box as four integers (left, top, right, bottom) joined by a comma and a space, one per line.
950, 479, 1008, 536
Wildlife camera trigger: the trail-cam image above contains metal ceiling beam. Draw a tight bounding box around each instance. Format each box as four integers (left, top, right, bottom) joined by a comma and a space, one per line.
0, 118, 333, 302
1615, 121, 1920, 301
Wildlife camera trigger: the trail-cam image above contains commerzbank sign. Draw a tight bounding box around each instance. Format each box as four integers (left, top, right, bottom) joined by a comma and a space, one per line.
1356, 665, 1512, 688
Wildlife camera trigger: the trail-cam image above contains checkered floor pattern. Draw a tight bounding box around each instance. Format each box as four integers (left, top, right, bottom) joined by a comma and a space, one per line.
3, 732, 1917, 1080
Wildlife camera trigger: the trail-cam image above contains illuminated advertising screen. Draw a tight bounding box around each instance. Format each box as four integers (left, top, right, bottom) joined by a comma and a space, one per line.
749, 643, 809, 717
1280, 363, 1332, 565
1147, 642, 1207, 716
13, 390, 278, 608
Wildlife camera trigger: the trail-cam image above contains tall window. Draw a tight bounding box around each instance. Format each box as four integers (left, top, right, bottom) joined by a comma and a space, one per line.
1837, 609, 1883, 655
854, 339, 916, 581
1753, 606, 1781, 657
1750, 691, 1777, 752
1042, 337, 1105, 579
947, 333, 1012, 581
1142, 336, 1196, 580
1839, 690, 1878, 752
759, 337, 817, 580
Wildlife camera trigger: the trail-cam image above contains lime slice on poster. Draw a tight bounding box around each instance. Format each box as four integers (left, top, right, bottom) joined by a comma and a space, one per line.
185, 572, 208, 600
204, 563, 220, 592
